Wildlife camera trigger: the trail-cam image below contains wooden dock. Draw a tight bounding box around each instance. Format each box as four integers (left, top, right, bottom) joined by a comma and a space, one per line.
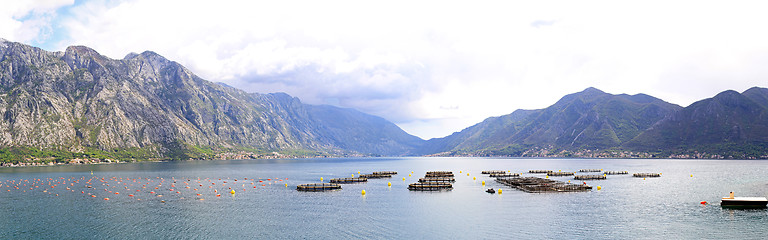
296, 183, 342, 191
410, 171, 454, 191
496, 177, 592, 193
604, 171, 628, 175
408, 182, 453, 191
482, 170, 506, 174
546, 171, 574, 176
579, 169, 602, 172
489, 173, 520, 178
574, 175, 607, 180
425, 171, 454, 177
329, 178, 368, 183
359, 173, 392, 179
633, 173, 661, 178
418, 177, 455, 183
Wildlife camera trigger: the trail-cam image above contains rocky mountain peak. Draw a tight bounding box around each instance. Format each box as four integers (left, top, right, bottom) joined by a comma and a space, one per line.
62, 45, 111, 70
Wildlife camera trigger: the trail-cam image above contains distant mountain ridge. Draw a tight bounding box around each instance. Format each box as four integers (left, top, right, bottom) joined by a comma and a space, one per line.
625, 87, 768, 156
422, 87, 768, 159
0, 39, 423, 161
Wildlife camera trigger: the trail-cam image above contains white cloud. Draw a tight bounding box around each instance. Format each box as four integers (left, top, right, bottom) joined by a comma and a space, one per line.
13, 0, 768, 139
0, 0, 74, 43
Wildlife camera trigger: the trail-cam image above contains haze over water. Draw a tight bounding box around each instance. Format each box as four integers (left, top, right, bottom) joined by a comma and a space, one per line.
1, 157, 767, 239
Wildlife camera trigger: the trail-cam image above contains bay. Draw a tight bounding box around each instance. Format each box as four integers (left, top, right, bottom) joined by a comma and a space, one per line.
1, 157, 767, 239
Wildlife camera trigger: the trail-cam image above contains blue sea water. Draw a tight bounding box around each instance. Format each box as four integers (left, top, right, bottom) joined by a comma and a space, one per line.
0, 157, 767, 239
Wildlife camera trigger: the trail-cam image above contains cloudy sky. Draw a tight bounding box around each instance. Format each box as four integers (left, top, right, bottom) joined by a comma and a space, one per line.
2, 0, 767, 139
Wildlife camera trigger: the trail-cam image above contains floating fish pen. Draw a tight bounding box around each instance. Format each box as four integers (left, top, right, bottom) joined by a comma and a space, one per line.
574, 175, 607, 180
329, 178, 368, 183
579, 169, 602, 172
546, 171, 574, 176
633, 173, 661, 178
482, 170, 507, 174
489, 173, 520, 178
528, 170, 552, 174
408, 182, 453, 191
604, 171, 629, 175
418, 177, 455, 183
425, 171, 454, 177
372, 171, 398, 175
296, 183, 342, 192
359, 174, 392, 179
496, 177, 592, 193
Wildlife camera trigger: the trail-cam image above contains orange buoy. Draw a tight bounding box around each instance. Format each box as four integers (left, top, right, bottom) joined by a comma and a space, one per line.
104, 198, 109, 201
128, 194, 134, 197
700, 201, 707, 205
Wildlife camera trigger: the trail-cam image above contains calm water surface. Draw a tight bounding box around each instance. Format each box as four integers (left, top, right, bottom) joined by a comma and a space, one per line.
1, 157, 767, 239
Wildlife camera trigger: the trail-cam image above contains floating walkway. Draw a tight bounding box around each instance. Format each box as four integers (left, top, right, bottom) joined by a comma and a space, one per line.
528, 170, 552, 174
546, 171, 574, 176
372, 171, 397, 175
329, 178, 368, 183
482, 170, 507, 174
496, 177, 592, 193
489, 173, 520, 178
633, 173, 661, 178
579, 169, 602, 172
604, 171, 628, 175
425, 171, 454, 177
574, 175, 607, 180
418, 177, 455, 183
410, 171, 454, 191
296, 183, 342, 191
359, 174, 391, 179
408, 182, 453, 191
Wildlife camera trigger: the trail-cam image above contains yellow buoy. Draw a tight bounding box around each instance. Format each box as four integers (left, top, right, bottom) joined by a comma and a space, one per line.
597, 186, 602, 190
230, 190, 235, 194
402, 177, 405, 181
361, 190, 366, 195
545, 175, 549, 179
387, 182, 391, 187
284, 183, 288, 187
473, 177, 476, 180
467, 173, 470, 176
320, 177, 323, 182
460, 171, 462, 173
351, 174, 354, 177
481, 181, 485, 185
408, 174, 411, 177
690, 174, 693, 177
497, 189, 502, 194
358, 171, 360, 174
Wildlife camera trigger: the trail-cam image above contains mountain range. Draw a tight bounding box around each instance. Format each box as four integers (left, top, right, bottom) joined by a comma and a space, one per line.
1, 39, 767, 162
0, 39, 421, 161
423, 87, 768, 159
